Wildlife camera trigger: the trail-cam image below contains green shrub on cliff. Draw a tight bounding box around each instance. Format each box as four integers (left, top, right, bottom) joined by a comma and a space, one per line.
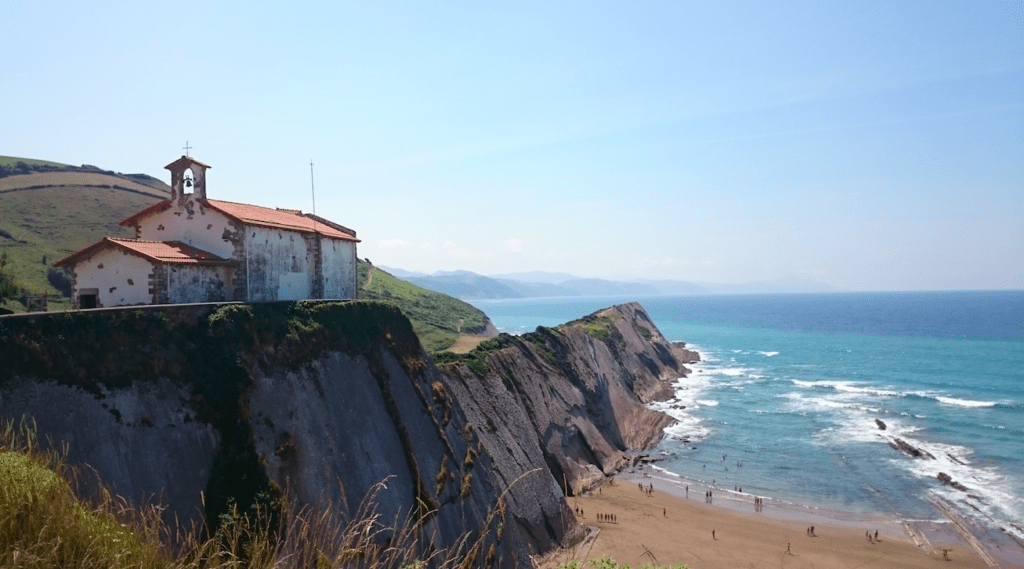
0, 251, 23, 305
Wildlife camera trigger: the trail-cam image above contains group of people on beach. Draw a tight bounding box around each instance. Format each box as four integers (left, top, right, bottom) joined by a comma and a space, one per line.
705, 490, 714, 503
806, 526, 816, 536
754, 496, 764, 512
866, 530, 880, 543
573, 506, 618, 524
638, 482, 654, 496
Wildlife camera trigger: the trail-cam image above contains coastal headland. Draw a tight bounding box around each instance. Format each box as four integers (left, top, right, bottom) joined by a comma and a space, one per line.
0, 300, 691, 565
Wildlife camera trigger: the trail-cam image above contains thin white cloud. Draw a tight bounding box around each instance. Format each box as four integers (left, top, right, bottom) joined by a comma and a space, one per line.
378, 239, 412, 250
504, 238, 526, 253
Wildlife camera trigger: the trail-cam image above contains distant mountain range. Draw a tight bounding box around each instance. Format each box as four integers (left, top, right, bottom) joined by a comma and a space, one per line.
377, 266, 843, 300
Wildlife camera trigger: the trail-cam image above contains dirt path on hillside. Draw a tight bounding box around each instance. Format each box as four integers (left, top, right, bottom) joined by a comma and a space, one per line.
447, 335, 489, 354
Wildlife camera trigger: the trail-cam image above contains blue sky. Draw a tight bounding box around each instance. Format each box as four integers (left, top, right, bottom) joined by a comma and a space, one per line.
3, 1, 1022, 291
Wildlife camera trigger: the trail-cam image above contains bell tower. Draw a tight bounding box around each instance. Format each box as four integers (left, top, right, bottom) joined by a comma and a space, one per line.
165, 155, 211, 201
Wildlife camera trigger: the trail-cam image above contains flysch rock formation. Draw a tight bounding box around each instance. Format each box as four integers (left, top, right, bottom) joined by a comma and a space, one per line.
439, 303, 694, 496
0, 300, 692, 566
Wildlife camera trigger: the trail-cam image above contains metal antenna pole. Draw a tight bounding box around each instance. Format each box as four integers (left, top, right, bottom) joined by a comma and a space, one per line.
310, 160, 318, 232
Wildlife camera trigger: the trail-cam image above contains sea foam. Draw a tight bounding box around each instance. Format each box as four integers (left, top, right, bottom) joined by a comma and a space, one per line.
934, 396, 998, 408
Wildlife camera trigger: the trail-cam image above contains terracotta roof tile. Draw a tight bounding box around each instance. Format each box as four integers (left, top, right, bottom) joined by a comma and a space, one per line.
206, 200, 357, 241
54, 237, 234, 268
119, 199, 357, 242
110, 239, 233, 264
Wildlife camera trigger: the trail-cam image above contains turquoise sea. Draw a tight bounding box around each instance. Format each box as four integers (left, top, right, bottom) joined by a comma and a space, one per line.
471, 291, 1024, 553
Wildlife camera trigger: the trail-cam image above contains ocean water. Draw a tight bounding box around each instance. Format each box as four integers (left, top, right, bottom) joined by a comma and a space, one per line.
471, 291, 1024, 548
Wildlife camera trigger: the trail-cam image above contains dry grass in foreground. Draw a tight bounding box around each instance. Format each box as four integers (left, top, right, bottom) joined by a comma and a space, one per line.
0, 420, 501, 569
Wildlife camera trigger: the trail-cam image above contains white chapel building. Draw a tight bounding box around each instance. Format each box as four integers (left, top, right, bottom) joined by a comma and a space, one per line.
55, 155, 359, 309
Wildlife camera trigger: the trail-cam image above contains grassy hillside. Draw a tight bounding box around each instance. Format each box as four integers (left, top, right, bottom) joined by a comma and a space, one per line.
0, 158, 171, 312
0, 155, 68, 167
358, 260, 491, 352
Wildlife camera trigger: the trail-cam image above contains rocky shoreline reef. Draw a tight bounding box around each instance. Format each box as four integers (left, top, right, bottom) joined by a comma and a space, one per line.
0, 300, 696, 565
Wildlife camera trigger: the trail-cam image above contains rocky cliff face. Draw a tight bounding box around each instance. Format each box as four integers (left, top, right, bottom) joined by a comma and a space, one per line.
0, 300, 692, 565
437, 302, 693, 495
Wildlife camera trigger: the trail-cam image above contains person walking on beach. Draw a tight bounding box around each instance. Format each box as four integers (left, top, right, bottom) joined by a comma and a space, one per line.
787, 542, 791, 555
874, 530, 878, 541
712, 529, 716, 540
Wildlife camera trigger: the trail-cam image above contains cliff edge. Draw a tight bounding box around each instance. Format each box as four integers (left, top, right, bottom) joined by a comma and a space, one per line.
0, 300, 694, 565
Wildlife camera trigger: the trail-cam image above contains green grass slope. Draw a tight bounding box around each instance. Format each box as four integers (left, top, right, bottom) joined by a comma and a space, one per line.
0, 159, 171, 312
0, 155, 68, 168
358, 260, 492, 353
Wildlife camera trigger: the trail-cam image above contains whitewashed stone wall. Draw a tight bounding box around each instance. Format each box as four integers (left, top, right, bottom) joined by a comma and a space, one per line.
245, 226, 312, 302
321, 237, 358, 299
166, 265, 235, 304
73, 248, 154, 307
135, 201, 236, 259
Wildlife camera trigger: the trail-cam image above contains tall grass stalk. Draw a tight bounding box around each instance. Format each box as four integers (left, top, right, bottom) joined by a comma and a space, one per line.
0, 419, 525, 568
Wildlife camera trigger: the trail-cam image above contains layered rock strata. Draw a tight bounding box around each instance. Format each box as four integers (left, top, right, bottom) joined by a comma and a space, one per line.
0, 300, 690, 564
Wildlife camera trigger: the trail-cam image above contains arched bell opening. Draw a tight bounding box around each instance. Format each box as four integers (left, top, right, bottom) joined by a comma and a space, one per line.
183, 169, 196, 194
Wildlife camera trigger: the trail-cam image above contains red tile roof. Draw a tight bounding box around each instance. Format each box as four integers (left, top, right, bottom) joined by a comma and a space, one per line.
54, 238, 234, 268
119, 199, 357, 241
206, 200, 357, 241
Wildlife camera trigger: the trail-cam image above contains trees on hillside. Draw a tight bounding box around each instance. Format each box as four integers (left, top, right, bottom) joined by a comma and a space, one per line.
0, 251, 22, 303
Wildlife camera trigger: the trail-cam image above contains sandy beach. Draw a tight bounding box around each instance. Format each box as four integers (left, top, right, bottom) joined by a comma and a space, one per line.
539, 472, 1021, 569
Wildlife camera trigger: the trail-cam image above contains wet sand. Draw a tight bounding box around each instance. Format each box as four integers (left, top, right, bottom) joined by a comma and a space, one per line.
540, 475, 1018, 569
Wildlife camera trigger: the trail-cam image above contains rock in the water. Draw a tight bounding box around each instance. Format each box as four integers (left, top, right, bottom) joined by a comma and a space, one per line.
888, 437, 936, 459
671, 342, 701, 364
875, 419, 887, 430
937, 472, 970, 492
